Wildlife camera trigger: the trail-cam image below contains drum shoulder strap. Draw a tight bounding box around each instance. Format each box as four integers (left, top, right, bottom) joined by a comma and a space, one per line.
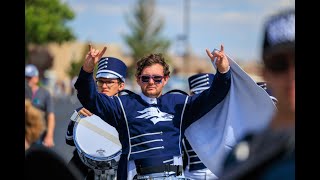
70, 110, 81, 122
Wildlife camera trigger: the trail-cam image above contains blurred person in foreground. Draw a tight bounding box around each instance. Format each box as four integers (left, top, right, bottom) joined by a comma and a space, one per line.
25, 99, 45, 150
220, 8, 295, 180
25, 64, 56, 148
65, 57, 127, 180
25, 98, 82, 180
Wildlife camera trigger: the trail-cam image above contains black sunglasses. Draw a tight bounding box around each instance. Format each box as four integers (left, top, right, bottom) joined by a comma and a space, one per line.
264, 53, 295, 73
139, 75, 164, 83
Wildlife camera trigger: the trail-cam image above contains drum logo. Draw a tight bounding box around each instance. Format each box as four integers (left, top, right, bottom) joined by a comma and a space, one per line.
96, 148, 106, 156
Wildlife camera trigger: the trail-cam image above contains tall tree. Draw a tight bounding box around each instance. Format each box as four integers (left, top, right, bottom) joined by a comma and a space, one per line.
25, 0, 76, 59
123, 0, 171, 78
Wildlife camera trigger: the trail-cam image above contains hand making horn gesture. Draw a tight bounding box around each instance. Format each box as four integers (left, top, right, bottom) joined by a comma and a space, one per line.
83, 44, 107, 73
206, 44, 230, 73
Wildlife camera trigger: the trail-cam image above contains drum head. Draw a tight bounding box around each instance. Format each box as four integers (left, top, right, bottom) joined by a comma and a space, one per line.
74, 114, 122, 161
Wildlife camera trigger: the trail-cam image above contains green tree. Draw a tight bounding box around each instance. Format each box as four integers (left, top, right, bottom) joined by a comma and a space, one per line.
66, 56, 84, 80
123, 0, 171, 78
25, 0, 76, 59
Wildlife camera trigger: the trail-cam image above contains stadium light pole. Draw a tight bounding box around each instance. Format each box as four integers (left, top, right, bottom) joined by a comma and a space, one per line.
183, 0, 190, 73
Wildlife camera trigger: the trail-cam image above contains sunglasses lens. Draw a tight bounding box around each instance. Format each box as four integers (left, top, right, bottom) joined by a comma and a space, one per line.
153, 76, 163, 83
141, 76, 151, 83
140, 75, 163, 83
266, 59, 288, 72
264, 54, 294, 73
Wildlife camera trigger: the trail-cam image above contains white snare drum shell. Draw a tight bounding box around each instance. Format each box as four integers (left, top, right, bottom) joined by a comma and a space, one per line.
74, 114, 122, 161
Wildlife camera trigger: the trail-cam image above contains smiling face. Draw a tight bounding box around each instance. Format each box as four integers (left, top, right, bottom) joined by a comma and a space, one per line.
136, 63, 169, 98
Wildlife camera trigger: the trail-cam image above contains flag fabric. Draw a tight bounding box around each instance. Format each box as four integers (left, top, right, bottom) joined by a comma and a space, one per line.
184, 53, 276, 177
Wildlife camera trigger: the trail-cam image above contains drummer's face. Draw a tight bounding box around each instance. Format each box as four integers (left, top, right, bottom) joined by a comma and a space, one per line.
96, 78, 125, 96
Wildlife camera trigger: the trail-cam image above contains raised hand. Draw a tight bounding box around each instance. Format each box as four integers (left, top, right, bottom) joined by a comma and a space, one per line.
83, 44, 107, 73
206, 44, 230, 73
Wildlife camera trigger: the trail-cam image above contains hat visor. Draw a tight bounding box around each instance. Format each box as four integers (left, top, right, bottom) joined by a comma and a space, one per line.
263, 43, 294, 60
96, 72, 120, 79
96, 72, 125, 82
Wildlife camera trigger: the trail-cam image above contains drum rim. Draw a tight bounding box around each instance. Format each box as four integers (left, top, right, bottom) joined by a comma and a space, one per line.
75, 144, 122, 161
77, 149, 121, 171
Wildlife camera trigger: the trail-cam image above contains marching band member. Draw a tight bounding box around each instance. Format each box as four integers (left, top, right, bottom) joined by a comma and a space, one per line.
66, 57, 127, 180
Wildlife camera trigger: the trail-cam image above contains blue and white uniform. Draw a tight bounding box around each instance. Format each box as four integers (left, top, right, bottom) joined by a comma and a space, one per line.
66, 56, 128, 146
75, 65, 231, 180
66, 57, 128, 180
183, 73, 217, 180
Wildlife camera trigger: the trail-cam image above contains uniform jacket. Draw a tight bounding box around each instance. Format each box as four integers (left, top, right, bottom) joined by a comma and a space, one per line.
75, 64, 231, 179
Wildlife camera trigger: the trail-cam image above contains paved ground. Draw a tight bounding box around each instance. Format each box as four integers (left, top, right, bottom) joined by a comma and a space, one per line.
51, 95, 82, 163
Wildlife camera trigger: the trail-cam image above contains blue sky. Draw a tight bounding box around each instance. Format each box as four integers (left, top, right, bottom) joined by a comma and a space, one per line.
63, 0, 295, 62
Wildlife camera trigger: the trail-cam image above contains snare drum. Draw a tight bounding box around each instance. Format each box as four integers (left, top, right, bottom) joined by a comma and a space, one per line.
73, 114, 122, 171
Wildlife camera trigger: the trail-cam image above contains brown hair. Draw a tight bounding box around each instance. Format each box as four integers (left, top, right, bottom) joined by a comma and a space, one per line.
25, 99, 45, 145
135, 53, 170, 77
